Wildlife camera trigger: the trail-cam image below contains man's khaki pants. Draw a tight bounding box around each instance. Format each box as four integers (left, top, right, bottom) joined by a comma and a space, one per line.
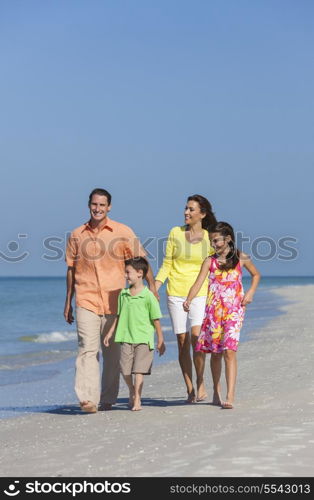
75, 306, 120, 406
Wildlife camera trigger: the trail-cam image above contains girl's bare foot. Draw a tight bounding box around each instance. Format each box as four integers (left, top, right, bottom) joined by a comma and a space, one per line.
222, 389, 235, 409
221, 401, 234, 409
196, 381, 207, 402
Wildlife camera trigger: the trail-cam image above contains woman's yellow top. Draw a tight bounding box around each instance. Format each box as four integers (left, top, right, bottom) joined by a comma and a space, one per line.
155, 226, 214, 297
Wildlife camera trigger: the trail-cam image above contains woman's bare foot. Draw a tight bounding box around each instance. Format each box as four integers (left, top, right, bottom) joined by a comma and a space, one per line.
210, 391, 222, 406
196, 392, 207, 402
185, 390, 196, 404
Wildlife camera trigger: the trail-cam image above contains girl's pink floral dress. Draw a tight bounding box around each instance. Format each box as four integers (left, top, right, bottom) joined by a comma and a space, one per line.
195, 256, 245, 353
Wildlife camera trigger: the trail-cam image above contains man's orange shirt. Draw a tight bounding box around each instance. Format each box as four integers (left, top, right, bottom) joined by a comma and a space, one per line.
66, 217, 146, 315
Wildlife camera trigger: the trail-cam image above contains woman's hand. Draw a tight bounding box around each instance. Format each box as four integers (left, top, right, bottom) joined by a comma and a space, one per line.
183, 299, 190, 312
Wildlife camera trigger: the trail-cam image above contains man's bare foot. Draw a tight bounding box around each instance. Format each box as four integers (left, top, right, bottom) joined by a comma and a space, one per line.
80, 401, 97, 413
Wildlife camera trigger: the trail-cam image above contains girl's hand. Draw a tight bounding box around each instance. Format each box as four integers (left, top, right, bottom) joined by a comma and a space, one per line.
242, 291, 254, 306
157, 341, 166, 356
183, 300, 190, 312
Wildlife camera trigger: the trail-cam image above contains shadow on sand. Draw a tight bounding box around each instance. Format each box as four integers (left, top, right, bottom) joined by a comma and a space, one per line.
1, 396, 201, 417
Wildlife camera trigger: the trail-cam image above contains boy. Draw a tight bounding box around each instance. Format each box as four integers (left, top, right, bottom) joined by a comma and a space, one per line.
104, 257, 165, 411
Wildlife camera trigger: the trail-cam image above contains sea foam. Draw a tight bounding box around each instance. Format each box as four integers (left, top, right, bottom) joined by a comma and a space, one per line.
20, 331, 76, 343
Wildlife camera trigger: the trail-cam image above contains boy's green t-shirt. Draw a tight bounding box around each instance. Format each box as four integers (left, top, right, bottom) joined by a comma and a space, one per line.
114, 286, 162, 349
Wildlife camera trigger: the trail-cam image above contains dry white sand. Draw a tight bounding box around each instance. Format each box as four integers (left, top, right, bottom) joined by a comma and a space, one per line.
1, 285, 314, 477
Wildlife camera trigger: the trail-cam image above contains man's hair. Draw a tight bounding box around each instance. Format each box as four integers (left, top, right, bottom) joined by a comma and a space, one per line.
88, 188, 112, 206
125, 257, 148, 279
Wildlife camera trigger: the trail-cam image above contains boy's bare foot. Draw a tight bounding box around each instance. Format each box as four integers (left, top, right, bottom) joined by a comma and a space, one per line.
131, 404, 142, 411
131, 397, 142, 411
128, 392, 135, 408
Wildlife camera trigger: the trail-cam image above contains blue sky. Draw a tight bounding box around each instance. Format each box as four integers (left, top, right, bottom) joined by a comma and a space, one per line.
0, 0, 313, 276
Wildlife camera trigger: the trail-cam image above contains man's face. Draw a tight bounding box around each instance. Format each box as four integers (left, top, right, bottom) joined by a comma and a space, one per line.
89, 194, 111, 224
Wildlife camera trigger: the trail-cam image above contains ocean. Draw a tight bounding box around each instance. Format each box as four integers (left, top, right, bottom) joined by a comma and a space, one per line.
0, 276, 312, 419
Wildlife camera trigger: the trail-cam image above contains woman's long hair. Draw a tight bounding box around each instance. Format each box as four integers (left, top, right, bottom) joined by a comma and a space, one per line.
187, 194, 217, 232
212, 221, 240, 271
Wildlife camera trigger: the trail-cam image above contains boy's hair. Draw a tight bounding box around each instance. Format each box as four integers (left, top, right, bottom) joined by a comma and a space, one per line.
125, 257, 149, 279
211, 221, 240, 271
88, 188, 112, 206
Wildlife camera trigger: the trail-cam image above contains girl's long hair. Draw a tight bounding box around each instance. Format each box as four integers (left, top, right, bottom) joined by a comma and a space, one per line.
212, 221, 240, 271
187, 194, 217, 232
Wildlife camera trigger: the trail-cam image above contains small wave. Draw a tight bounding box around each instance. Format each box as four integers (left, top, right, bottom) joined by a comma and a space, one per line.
0, 349, 76, 371
20, 331, 77, 343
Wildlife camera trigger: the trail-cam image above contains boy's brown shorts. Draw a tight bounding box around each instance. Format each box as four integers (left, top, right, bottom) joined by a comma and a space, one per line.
120, 343, 154, 376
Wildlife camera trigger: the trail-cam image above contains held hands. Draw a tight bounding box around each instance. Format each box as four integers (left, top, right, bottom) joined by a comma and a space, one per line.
242, 290, 254, 306
149, 281, 160, 301
153, 290, 160, 301
157, 341, 166, 356
182, 299, 190, 312
153, 280, 162, 301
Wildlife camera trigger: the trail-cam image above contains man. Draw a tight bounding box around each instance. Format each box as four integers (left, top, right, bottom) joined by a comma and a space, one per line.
64, 188, 157, 413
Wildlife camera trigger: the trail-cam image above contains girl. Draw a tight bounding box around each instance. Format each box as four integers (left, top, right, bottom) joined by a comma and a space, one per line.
183, 221, 260, 409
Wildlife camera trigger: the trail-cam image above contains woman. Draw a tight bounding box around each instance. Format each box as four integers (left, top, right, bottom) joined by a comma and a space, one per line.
155, 194, 217, 403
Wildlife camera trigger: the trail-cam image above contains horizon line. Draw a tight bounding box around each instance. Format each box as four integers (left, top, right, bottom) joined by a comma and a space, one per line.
0, 275, 313, 279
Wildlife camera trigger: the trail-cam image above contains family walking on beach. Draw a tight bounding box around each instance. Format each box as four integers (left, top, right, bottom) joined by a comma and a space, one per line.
64, 188, 260, 413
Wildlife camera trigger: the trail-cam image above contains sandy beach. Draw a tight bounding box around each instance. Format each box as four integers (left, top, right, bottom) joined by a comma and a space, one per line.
1, 285, 313, 478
